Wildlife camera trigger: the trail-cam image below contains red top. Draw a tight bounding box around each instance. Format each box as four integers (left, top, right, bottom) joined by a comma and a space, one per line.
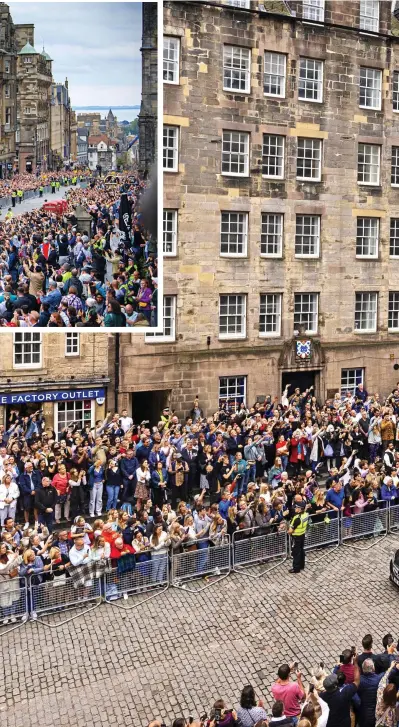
109, 542, 135, 560
52, 473, 70, 495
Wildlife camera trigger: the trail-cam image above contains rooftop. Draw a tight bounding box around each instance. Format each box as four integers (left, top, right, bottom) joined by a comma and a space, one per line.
18, 41, 39, 56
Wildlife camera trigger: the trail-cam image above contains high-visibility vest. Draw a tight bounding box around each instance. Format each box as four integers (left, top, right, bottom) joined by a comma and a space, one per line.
290, 512, 309, 537
17, 190, 22, 197
11, 191, 16, 198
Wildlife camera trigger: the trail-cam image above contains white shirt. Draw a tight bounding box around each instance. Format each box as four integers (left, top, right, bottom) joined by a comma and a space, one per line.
69, 544, 92, 567
0, 482, 20, 507
119, 416, 133, 433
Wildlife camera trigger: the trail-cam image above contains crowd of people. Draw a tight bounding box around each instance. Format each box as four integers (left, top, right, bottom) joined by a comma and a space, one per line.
0, 169, 158, 328
0, 169, 90, 205
148, 634, 399, 727
1, 381, 399, 620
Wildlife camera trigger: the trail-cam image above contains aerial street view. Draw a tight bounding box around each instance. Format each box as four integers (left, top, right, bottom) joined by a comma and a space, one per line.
0, 1, 158, 330
2, 1, 399, 727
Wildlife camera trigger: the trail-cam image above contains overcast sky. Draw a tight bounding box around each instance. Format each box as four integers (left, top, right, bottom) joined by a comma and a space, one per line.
8, 2, 142, 107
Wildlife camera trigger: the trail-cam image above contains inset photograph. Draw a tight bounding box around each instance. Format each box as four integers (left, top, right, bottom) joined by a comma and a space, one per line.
0, 1, 158, 330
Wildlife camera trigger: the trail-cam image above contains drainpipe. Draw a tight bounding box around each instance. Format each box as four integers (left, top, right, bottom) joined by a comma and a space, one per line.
115, 333, 120, 411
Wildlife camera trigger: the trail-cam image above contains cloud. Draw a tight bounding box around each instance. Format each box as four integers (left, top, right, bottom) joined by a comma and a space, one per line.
8, 1, 146, 106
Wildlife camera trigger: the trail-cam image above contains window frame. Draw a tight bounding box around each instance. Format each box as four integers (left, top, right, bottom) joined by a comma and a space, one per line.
145, 295, 177, 344
219, 375, 247, 409
226, 0, 250, 7
302, 0, 325, 22
221, 130, 250, 177
357, 143, 380, 186
65, 331, 80, 357
296, 137, 322, 182
390, 218, 399, 258
356, 217, 379, 260
55, 400, 95, 438
359, 0, 379, 33
359, 67, 382, 111
388, 292, 399, 332
354, 292, 378, 333
295, 215, 321, 259
260, 213, 283, 258
163, 36, 180, 85
392, 147, 399, 187
298, 57, 323, 103
264, 51, 286, 98
13, 331, 42, 369
340, 368, 365, 396
294, 293, 319, 335
223, 45, 251, 94
163, 125, 179, 173
220, 211, 249, 258
393, 71, 399, 113
163, 209, 178, 257
259, 293, 282, 338
219, 294, 247, 340
262, 134, 285, 179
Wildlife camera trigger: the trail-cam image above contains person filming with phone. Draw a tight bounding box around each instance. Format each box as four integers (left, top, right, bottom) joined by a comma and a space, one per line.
272, 663, 305, 724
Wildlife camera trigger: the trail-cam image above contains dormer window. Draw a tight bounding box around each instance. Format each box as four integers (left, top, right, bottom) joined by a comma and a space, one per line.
23, 57, 32, 64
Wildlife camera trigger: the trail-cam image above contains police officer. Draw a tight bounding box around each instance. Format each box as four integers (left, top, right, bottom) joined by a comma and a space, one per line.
288, 501, 309, 573
17, 189, 23, 204
39, 185, 43, 198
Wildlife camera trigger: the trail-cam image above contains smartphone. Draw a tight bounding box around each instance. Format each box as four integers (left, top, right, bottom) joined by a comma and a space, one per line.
351, 645, 356, 655
293, 661, 298, 669
339, 654, 344, 663
214, 709, 222, 722
309, 684, 315, 693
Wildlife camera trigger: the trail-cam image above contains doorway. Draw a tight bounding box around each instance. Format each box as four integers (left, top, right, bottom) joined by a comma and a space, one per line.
132, 390, 171, 427
281, 370, 318, 398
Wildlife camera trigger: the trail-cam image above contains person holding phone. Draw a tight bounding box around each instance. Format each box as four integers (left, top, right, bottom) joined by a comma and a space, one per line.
237, 685, 268, 727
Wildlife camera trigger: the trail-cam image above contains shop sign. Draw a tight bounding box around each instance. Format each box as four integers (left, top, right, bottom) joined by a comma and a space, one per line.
0, 388, 106, 405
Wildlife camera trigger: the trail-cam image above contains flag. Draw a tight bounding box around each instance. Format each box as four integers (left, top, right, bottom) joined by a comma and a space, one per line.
119, 191, 132, 247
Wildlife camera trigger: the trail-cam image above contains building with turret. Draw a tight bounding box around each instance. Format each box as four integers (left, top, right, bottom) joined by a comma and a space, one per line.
15, 23, 52, 173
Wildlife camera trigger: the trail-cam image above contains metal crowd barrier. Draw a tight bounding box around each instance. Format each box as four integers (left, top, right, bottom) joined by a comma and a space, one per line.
104, 556, 169, 609
0, 576, 28, 635
304, 510, 340, 563
389, 503, 399, 532
232, 528, 287, 578
341, 500, 388, 550
171, 536, 231, 592
29, 572, 102, 627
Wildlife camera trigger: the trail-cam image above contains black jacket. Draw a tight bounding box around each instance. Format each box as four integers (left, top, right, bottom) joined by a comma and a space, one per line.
35, 486, 57, 512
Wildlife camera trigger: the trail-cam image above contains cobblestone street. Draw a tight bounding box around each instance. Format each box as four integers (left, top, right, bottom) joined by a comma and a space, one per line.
1, 535, 398, 727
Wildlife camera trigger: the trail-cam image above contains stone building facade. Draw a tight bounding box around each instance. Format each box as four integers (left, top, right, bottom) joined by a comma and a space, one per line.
138, 2, 158, 176
15, 24, 52, 173
129, 0, 399, 421
51, 79, 73, 167
0, 332, 111, 436
0, 4, 17, 179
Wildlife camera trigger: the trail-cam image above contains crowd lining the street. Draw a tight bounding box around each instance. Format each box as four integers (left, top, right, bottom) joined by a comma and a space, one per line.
0, 169, 158, 328
147, 634, 399, 727
1, 382, 399, 621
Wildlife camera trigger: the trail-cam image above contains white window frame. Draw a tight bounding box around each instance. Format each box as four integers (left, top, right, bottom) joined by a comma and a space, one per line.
145, 296, 177, 344
4, 59, 10, 73
220, 211, 248, 257
296, 138, 322, 182
264, 51, 286, 98
302, 0, 325, 22
359, 67, 382, 110
221, 131, 249, 177
393, 71, 399, 113
223, 45, 251, 94
163, 125, 179, 173
65, 332, 80, 357
261, 213, 283, 258
295, 215, 320, 258
219, 294, 247, 340
226, 0, 250, 7
354, 292, 378, 333
259, 293, 282, 338
13, 331, 42, 369
163, 36, 180, 85
163, 209, 178, 257
388, 292, 399, 332
55, 400, 95, 438
294, 293, 319, 335
390, 218, 399, 258
219, 376, 247, 409
392, 147, 399, 187
23, 57, 32, 65
298, 58, 323, 103
359, 0, 379, 33
262, 134, 285, 179
356, 217, 379, 259
357, 143, 380, 186
340, 368, 364, 396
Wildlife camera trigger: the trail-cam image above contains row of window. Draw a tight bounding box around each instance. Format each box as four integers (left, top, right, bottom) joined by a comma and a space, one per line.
148, 292, 399, 344
218, 367, 365, 408
163, 211, 399, 259
164, 40, 397, 114
225, 0, 379, 33
164, 127, 399, 187
14, 331, 80, 368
